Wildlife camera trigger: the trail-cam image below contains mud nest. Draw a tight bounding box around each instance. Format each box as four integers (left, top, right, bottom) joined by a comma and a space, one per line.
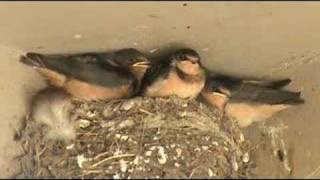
17, 96, 254, 178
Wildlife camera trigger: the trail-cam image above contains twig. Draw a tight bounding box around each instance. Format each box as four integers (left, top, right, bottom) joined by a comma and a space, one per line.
94, 151, 111, 161
76, 132, 98, 136
139, 108, 153, 115
38, 146, 47, 157
89, 154, 135, 168
36, 145, 47, 171
189, 167, 199, 179
131, 117, 147, 175
36, 168, 43, 177
138, 117, 147, 155
82, 169, 103, 176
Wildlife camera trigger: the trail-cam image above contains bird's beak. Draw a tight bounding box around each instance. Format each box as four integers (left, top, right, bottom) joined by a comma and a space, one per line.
186, 55, 199, 62
211, 91, 229, 98
132, 61, 151, 68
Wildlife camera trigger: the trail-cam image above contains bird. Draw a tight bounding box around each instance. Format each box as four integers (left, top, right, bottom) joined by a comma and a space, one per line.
201, 75, 304, 127
20, 48, 151, 101
30, 87, 76, 141
140, 48, 206, 99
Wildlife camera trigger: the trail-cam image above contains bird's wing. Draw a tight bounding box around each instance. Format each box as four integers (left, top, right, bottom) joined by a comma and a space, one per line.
230, 84, 304, 105
139, 59, 172, 95
21, 52, 134, 87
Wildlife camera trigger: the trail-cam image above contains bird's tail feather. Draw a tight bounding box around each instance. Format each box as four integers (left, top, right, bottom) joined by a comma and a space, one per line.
266, 79, 292, 89
280, 91, 305, 105
20, 53, 45, 68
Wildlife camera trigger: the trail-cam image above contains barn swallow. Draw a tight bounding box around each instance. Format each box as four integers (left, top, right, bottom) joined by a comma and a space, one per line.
20, 48, 151, 101
30, 87, 76, 140
141, 48, 206, 99
201, 76, 304, 127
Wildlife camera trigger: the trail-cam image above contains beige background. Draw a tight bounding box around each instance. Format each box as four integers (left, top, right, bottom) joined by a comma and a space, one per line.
0, 2, 319, 177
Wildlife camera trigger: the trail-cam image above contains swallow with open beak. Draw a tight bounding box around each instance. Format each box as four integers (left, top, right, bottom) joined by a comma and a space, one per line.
141, 48, 206, 99
20, 48, 151, 101
201, 75, 304, 127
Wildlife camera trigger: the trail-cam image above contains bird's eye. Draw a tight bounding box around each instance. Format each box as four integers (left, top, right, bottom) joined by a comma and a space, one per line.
173, 54, 186, 61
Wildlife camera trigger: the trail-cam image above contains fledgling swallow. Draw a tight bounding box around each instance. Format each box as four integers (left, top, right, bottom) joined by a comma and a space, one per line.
201, 76, 304, 127
30, 87, 76, 141
140, 48, 206, 99
20, 48, 151, 101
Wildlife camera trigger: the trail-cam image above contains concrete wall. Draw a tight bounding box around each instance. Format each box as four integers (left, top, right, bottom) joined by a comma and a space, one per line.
0, 2, 319, 177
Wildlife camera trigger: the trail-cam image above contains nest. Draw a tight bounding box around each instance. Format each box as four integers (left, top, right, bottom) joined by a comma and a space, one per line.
16, 96, 254, 178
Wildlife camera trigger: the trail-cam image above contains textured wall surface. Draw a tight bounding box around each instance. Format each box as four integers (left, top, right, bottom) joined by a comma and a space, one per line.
0, 2, 319, 177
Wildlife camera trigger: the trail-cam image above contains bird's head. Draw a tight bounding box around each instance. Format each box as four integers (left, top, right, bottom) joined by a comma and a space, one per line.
105, 48, 151, 80
170, 48, 203, 75
203, 77, 232, 97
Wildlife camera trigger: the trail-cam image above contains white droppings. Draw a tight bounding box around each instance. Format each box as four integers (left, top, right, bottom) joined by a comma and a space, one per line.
118, 120, 135, 128
76, 154, 88, 168
79, 119, 91, 129
174, 162, 181, 167
145, 151, 152, 156
115, 134, 121, 139
137, 166, 143, 171
180, 111, 187, 117
224, 147, 229, 152
121, 101, 135, 111
66, 144, 74, 150
232, 156, 239, 171
144, 158, 150, 164
212, 141, 219, 146
223, 141, 227, 145
157, 146, 167, 164
176, 148, 182, 158
119, 159, 128, 173
113, 173, 121, 179
120, 135, 129, 141
170, 144, 176, 148
239, 133, 245, 143
242, 152, 250, 163
194, 147, 201, 152
208, 168, 214, 177
101, 121, 115, 128
202, 146, 209, 151
86, 111, 96, 118
133, 156, 140, 165
153, 136, 160, 140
